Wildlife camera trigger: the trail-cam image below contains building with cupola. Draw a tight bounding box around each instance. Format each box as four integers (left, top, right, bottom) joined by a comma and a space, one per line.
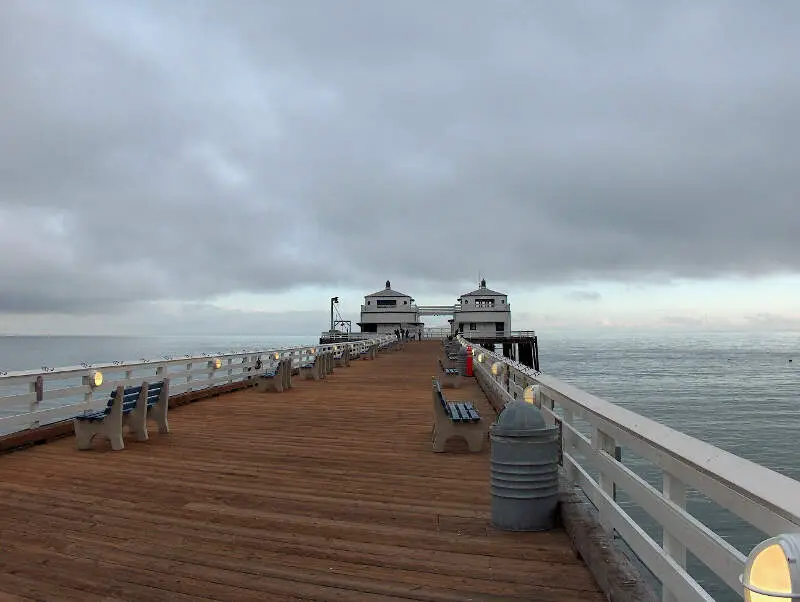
450, 279, 511, 336
358, 280, 422, 335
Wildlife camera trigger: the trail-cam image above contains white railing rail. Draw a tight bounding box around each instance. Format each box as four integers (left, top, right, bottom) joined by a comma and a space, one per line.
319, 331, 381, 341
459, 330, 537, 339
457, 335, 800, 602
422, 327, 452, 339
0, 336, 394, 435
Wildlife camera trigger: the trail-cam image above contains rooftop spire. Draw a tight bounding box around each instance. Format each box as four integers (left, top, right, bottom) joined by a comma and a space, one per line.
385, 280, 391, 289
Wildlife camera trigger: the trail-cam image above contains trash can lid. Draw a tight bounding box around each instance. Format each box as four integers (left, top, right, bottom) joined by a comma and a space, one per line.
492, 400, 549, 436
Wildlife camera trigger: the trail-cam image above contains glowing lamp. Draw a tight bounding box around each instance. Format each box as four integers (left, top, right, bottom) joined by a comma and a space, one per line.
491, 362, 504, 376
88, 370, 103, 388
523, 384, 540, 406
741, 534, 800, 600
310, 347, 317, 354
273, 352, 280, 360
477, 353, 484, 363
211, 358, 222, 370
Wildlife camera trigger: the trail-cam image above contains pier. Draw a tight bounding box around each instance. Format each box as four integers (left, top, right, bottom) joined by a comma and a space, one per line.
0, 336, 799, 601
0, 341, 602, 601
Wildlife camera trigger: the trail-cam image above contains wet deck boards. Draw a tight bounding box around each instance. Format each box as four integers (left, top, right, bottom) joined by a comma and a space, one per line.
0, 341, 604, 601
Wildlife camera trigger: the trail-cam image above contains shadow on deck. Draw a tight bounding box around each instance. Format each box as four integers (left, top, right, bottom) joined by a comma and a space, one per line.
0, 341, 603, 601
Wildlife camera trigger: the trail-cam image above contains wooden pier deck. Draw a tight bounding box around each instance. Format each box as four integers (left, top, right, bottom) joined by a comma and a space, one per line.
0, 341, 603, 602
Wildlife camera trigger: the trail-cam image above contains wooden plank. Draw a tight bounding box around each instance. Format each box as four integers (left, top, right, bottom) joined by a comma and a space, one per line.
0, 342, 605, 601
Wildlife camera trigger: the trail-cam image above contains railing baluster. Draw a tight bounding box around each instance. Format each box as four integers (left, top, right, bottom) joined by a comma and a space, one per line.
592, 426, 616, 531
29, 377, 42, 429
563, 407, 576, 483
662, 471, 687, 602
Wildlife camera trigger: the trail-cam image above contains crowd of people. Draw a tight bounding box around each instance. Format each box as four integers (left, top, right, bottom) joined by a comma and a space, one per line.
393, 328, 422, 341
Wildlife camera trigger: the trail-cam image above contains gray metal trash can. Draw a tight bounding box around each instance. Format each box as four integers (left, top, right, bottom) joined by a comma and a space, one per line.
490, 401, 560, 531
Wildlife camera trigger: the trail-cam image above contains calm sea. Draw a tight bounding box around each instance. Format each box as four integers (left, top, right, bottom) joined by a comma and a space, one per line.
0, 331, 797, 600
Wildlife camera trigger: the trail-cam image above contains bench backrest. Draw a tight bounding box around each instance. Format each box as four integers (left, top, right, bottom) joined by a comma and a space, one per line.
109, 384, 144, 414
145, 380, 165, 407
432, 378, 448, 414
102, 380, 166, 416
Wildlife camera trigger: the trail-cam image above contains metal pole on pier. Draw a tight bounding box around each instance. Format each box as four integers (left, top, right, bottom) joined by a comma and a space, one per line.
330, 297, 338, 332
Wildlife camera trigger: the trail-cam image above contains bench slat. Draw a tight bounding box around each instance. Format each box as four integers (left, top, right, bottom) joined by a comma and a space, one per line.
464, 403, 481, 421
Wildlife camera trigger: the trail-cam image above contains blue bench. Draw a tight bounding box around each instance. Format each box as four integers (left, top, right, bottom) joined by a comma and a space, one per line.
359, 344, 377, 360
73, 379, 170, 451
437, 358, 462, 388
255, 358, 292, 392
299, 354, 324, 380
431, 378, 484, 453
334, 347, 351, 368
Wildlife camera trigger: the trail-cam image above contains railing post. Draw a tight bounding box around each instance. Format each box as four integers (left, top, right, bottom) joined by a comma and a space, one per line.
186, 363, 192, 392
29, 376, 43, 429
540, 392, 555, 427
562, 407, 576, 483
227, 358, 233, 384
662, 471, 687, 602
592, 427, 616, 531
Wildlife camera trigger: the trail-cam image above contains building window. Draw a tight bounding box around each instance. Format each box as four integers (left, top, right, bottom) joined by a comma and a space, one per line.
403, 300, 407, 304
475, 298, 495, 308
463, 299, 468, 304
367, 300, 371, 305
376, 299, 397, 307
469, 323, 477, 330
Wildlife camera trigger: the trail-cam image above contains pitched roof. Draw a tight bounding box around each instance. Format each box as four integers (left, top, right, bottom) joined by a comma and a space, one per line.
366, 280, 412, 298
459, 278, 505, 297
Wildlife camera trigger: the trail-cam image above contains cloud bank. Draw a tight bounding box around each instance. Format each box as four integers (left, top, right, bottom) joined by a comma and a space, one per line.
1, 0, 799, 322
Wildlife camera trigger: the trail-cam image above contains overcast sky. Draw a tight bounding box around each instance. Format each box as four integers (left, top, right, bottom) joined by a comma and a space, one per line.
1, 0, 798, 335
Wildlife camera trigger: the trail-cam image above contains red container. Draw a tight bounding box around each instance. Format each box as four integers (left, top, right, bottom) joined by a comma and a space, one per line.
465, 346, 474, 377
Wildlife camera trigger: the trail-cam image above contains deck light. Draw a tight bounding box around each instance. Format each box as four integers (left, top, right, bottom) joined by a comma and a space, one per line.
273, 352, 280, 361
210, 357, 222, 370
741, 534, 800, 600
491, 361, 504, 376
310, 347, 317, 354
523, 385, 540, 406
477, 353, 484, 363
88, 370, 103, 388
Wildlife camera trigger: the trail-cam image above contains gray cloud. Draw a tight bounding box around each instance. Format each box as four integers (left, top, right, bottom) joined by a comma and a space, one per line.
2, 0, 800, 316
566, 290, 602, 302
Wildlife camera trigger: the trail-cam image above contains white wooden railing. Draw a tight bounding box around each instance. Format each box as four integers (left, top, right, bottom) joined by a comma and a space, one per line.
0, 336, 394, 435
457, 335, 800, 602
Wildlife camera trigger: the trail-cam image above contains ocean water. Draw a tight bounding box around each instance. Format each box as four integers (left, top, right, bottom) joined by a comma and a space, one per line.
0, 331, 797, 600
0, 335, 319, 372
